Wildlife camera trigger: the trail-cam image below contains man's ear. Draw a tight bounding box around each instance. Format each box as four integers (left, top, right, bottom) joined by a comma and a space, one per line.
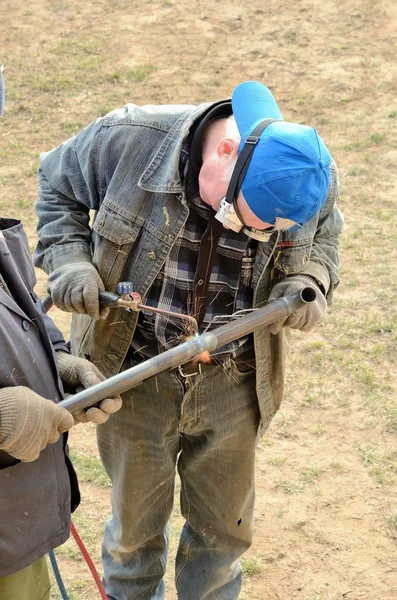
217, 137, 239, 158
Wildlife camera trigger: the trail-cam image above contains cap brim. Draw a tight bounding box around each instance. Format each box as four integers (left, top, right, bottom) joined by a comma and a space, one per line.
232, 81, 283, 140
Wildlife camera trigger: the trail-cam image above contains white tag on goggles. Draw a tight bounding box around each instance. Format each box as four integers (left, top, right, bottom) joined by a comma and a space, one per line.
216, 197, 299, 242
215, 118, 299, 241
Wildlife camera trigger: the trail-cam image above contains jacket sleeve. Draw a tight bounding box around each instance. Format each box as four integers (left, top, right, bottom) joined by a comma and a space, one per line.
33, 292, 70, 353
33, 116, 107, 274
300, 162, 343, 302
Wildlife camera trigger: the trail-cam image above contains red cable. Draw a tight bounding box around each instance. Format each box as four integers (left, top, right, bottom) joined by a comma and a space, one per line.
45, 301, 108, 599
70, 521, 108, 600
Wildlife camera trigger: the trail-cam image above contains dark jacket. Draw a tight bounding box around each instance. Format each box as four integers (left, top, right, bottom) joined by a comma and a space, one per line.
0, 218, 79, 578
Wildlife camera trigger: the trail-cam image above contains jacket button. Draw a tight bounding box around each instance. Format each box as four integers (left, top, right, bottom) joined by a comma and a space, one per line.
22, 319, 30, 331
147, 252, 156, 260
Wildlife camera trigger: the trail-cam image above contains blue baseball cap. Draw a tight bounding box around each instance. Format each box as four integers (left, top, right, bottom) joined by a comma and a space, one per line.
0, 66, 4, 115
232, 81, 332, 227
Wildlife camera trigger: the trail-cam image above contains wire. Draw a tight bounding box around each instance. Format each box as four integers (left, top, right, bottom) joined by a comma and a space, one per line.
71, 521, 108, 600
48, 549, 70, 600
44, 299, 107, 599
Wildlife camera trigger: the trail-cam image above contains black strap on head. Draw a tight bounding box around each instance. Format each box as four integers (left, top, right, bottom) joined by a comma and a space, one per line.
225, 118, 282, 205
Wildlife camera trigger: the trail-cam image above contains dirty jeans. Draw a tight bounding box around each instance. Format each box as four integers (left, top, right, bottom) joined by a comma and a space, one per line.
97, 358, 260, 600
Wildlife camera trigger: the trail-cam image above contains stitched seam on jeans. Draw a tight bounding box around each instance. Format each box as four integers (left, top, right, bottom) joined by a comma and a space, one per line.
175, 530, 197, 584
175, 466, 195, 582
145, 553, 166, 599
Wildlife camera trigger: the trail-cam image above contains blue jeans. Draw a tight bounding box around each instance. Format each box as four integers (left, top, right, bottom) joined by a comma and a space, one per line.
97, 359, 260, 600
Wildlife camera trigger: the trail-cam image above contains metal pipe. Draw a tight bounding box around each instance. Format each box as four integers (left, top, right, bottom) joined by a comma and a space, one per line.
60, 287, 315, 413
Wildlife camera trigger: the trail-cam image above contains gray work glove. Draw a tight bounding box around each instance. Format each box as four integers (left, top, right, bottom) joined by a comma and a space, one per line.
56, 351, 122, 425
0, 386, 74, 463
47, 262, 109, 320
268, 275, 327, 335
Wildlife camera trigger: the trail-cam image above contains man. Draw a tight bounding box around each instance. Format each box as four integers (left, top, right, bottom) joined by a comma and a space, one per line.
34, 80, 343, 599
0, 66, 122, 600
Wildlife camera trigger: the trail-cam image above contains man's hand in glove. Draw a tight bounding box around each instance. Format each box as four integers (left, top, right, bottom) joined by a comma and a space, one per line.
47, 262, 109, 320
268, 275, 327, 335
0, 386, 74, 463
56, 351, 122, 424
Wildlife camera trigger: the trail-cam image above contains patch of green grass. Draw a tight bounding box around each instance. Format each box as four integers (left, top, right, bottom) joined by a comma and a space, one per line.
300, 394, 322, 407
267, 454, 287, 466
260, 436, 276, 447
69, 451, 111, 487
241, 556, 263, 576
274, 410, 294, 428
61, 121, 83, 135
284, 29, 297, 41
315, 424, 326, 436
127, 66, 155, 82
368, 132, 386, 145
358, 444, 377, 466
386, 409, 397, 434
344, 132, 387, 151
275, 479, 305, 494
369, 466, 393, 485
205, 79, 220, 87
300, 466, 323, 484
387, 510, 397, 530
358, 444, 397, 486
330, 461, 344, 473
48, 568, 91, 600
347, 166, 365, 176
17, 198, 28, 209
96, 105, 114, 117
330, 43, 350, 52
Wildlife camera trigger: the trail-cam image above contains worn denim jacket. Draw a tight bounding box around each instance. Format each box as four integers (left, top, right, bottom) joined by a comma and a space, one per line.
34, 101, 343, 432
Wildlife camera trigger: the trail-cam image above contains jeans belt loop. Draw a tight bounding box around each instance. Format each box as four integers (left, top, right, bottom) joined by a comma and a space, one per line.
177, 363, 202, 378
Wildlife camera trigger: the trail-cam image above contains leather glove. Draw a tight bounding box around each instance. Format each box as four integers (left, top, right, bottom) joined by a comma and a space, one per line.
56, 351, 122, 425
0, 386, 74, 462
268, 275, 327, 335
47, 262, 109, 320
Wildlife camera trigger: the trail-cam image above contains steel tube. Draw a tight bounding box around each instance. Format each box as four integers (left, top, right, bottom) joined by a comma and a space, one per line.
212, 286, 316, 347
60, 333, 218, 412
60, 288, 315, 413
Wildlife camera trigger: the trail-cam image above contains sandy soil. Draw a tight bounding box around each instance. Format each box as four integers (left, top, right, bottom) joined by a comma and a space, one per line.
0, 0, 396, 598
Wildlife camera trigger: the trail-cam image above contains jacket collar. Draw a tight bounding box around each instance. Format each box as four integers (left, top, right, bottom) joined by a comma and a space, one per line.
138, 99, 230, 194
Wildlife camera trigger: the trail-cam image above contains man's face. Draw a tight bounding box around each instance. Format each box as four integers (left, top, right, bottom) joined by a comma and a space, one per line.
198, 145, 274, 231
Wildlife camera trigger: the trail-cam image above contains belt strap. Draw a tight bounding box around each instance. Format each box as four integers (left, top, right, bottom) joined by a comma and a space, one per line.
193, 211, 223, 327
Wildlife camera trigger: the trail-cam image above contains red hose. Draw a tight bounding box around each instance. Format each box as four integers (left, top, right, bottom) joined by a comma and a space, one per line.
45, 299, 108, 599
70, 522, 108, 599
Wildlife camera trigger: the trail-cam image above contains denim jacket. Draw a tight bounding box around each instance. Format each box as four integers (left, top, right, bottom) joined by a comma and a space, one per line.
34, 101, 343, 432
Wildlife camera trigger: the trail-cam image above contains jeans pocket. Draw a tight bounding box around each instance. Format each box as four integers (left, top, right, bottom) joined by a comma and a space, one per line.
231, 358, 256, 377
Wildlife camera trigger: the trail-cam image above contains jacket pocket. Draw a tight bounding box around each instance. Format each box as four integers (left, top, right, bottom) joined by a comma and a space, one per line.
92, 203, 142, 290
273, 233, 313, 276
0, 441, 70, 577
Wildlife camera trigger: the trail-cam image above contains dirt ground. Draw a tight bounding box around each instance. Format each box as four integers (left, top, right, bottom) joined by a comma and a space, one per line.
1, 0, 396, 599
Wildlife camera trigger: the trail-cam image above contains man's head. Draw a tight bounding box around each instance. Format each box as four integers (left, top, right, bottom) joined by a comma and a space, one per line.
199, 81, 332, 241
